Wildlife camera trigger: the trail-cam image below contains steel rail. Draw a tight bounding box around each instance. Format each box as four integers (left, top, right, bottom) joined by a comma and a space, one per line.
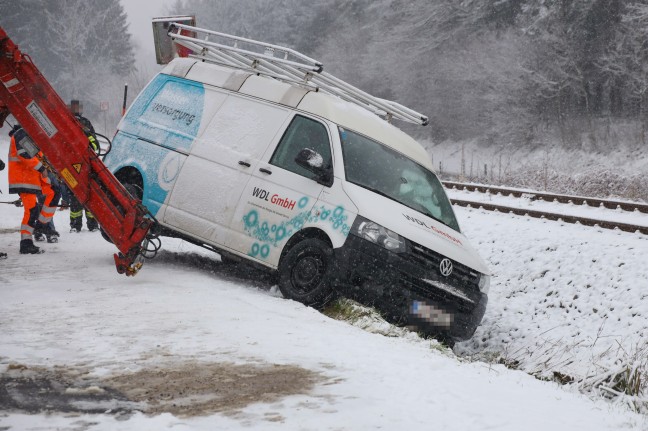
450, 199, 648, 235
443, 181, 648, 214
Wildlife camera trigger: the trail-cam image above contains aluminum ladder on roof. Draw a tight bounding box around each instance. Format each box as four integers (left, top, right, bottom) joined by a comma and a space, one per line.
166, 22, 429, 126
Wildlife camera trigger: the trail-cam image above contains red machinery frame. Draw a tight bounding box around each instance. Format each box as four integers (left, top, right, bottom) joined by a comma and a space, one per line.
0, 27, 153, 275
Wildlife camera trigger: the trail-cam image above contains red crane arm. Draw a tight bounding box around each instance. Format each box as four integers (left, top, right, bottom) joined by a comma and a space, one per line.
0, 27, 153, 275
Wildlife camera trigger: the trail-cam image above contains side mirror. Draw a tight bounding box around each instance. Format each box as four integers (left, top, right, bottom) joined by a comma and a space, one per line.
295, 148, 333, 187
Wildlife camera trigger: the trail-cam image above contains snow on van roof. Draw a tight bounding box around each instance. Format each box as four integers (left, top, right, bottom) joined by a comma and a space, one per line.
164, 59, 434, 171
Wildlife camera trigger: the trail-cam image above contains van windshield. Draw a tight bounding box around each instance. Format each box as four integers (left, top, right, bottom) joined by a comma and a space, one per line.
339, 127, 460, 232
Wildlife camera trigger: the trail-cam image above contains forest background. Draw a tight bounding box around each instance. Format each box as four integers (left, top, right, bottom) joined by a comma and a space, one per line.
2, 0, 648, 199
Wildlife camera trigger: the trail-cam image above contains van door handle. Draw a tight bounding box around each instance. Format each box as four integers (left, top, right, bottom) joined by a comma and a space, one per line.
259, 168, 272, 175
238, 161, 251, 167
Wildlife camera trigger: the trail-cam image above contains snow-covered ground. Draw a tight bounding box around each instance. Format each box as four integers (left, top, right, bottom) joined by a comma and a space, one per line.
1, 137, 648, 430
444, 187, 648, 395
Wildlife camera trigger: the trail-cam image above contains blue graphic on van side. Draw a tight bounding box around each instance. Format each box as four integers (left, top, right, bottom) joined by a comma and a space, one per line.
104, 74, 205, 216
243, 198, 351, 259
120, 74, 204, 152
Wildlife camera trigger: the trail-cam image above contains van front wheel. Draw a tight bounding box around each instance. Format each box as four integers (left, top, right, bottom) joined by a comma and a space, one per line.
278, 238, 335, 308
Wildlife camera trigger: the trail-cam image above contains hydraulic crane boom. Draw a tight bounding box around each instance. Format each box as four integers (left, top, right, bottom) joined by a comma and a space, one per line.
0, 27, 154, 275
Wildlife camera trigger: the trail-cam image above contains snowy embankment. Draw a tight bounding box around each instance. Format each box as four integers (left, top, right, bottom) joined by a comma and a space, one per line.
1, 138, 647, 429
451, 192, 648, 399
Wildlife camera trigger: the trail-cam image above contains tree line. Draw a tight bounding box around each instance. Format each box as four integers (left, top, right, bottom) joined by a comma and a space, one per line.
4, 0, 648, 149
174, 0, 648, 148
0, 0, 134, 129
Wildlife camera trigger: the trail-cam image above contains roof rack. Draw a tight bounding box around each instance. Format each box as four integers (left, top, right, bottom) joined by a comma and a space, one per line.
166, 23, 428, 126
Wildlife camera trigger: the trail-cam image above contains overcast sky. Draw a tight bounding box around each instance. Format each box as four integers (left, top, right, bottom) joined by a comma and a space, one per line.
120, 0, 178, 74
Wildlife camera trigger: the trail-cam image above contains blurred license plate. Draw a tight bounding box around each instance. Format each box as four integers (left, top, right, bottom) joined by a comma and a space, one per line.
410, 300, 453, 327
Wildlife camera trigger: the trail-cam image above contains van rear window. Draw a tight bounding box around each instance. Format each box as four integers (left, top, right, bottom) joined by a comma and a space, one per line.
121, 75, 205, 152
141, 80, 203, 137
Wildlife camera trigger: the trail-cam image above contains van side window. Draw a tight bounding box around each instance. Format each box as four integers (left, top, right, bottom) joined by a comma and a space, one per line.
270, 115, 332, 181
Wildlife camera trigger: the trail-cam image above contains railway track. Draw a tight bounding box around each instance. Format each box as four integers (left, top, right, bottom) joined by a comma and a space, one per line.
443, 181, 648, 235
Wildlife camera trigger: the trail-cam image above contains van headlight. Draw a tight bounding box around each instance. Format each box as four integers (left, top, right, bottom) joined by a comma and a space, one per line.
351, 216, 408, 253
478, 273, 490, 294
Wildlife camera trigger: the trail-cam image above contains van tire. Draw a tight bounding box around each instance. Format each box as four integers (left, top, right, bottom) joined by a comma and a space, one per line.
278, 238, 335, 308
100, 227, 113, 244
124, 183, 143, 200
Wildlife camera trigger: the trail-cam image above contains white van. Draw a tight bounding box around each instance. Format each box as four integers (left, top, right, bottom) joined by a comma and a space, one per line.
104, 25, 490, 342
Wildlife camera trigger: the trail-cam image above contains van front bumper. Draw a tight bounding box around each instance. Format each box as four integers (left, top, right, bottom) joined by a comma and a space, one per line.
333, 235, 487, 342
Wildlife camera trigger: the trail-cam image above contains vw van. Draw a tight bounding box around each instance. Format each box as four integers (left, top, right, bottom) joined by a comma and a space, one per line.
103, 53, 490, 342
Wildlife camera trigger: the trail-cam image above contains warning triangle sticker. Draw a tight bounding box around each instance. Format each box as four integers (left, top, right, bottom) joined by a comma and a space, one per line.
72, 163, 82, 174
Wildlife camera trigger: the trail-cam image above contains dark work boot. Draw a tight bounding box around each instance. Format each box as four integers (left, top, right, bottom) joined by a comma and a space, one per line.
70, 219, 82, 233
20, 239, 43, 254
46, 230, 60, 243
34, 222, 56, 236
0, 251, 7, 259
34, 232, 45, 242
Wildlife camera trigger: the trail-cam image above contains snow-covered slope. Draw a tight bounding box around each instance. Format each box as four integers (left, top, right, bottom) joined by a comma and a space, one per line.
455, 202, 648, 389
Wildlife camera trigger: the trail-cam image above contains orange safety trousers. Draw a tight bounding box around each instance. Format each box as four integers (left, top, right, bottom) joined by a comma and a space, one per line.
19, 181, 56, 241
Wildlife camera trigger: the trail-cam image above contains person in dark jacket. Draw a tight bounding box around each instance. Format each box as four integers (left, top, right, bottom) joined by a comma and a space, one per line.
67, 110, 99, 233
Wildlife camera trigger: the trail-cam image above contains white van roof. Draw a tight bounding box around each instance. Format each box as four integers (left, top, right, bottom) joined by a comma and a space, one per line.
162, 58, 434, 171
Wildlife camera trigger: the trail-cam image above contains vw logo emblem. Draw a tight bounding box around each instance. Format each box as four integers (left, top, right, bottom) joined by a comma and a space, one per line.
439, 258, 453, 277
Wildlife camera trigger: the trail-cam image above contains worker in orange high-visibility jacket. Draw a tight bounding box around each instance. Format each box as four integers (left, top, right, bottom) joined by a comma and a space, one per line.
7, 125, 60, 254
